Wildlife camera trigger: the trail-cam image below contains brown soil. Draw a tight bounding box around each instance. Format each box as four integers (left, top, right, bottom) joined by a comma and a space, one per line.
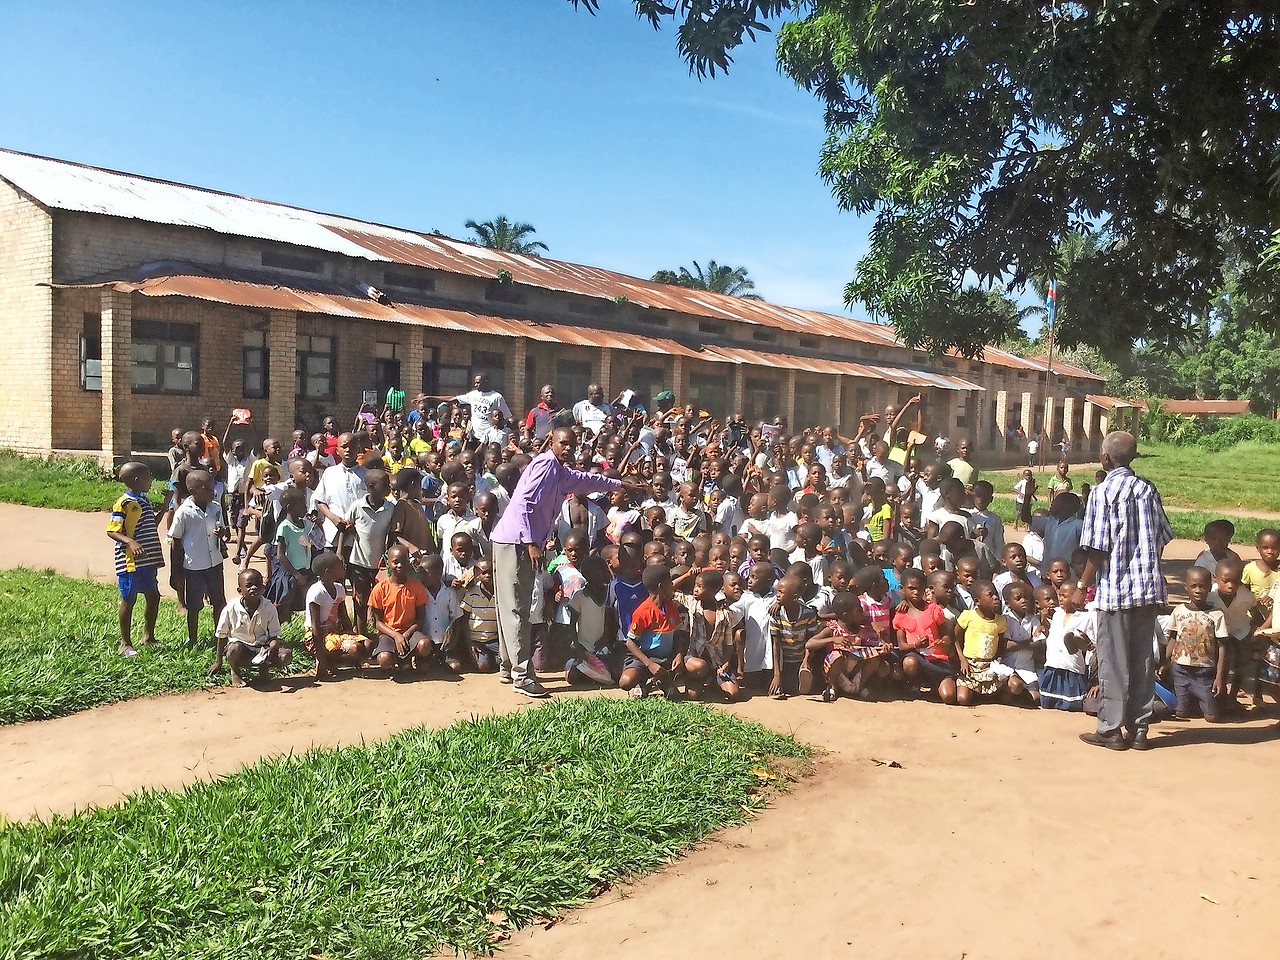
2, 502, 1277, 958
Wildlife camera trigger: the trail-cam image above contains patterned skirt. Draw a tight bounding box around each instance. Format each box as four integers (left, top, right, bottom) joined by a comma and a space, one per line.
958, 657, 1003, 695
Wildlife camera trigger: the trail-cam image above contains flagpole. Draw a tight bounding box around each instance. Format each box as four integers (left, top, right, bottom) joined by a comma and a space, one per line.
1043, 280, 1057, 465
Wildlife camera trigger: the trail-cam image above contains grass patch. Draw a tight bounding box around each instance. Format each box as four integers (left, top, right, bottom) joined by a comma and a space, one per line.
0, 568, 311, 724
987, 441, 1280, 520
0, 698, 809, 959
988, 496, 1272, 545
0, 449, 133, 512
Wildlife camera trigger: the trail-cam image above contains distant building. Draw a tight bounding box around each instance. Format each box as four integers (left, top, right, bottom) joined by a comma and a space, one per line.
0, 149, 1108, 463
1156, 399, 1253, 417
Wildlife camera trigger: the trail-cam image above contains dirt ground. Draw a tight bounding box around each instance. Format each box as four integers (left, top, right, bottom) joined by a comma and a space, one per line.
2, 502, 1277, 959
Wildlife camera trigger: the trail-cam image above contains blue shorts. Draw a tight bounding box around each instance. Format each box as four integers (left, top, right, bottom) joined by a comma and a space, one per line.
118, 566, 159, 601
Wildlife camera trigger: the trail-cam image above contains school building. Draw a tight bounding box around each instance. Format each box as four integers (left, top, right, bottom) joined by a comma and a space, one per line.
0, 148, 1117, 465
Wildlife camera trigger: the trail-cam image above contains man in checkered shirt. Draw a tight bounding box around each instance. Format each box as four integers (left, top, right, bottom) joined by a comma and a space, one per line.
1073, 431, 1174, 751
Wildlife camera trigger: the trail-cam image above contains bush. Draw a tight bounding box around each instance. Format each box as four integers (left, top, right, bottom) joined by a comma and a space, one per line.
1199, 413, 1280, 451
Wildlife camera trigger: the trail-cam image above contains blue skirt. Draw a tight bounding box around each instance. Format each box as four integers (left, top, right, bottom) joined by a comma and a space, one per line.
1039, 666, 1087, 711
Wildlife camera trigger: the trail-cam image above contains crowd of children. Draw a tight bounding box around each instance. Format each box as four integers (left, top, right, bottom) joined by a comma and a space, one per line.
107, 393, 1280, 713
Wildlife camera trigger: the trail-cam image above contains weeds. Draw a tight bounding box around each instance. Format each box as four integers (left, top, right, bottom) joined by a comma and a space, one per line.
0, 698, 808, 959
0, 450, 137, 512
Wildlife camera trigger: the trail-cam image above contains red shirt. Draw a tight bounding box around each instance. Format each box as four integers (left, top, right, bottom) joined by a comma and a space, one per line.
892, 602, 949, 662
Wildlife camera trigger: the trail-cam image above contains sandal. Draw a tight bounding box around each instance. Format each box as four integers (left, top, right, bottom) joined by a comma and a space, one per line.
797, 663, 815, 696
822, 685, 838, 703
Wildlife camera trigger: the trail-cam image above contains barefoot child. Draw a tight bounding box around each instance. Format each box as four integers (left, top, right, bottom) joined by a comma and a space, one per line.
682, 570, 744, 701
768, 574, 819, 699
107, 462, 163, 657
216, 569, 291, 686
619, 564, 688, 698
306, 552, 365, 679
807, 592, 892, 702
564, 555, 616, 686
343, 468, 395, 635
169, 470, 228, 674
896, 568, 956, 702
1039, 583, 1094, 711
1012, 469, 1037, 531
1166, 566, 1229, 722
368, 545, 433, 673
268, 488, 313, 621
953, 581, 1010, 706
995, 582, 1041, 703
459, 558, 500, 672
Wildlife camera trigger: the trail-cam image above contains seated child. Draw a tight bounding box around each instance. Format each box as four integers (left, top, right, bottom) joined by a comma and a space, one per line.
1039, 583, 1095, 711
619, 564, 689, 698
897, 569, 956, 701
993, 542, 1043, 598
681, 569, 744, 701
953, 581, 1010, 706
459, 558, 500, 672
994, 582, 1041, 703
769, 573, 820, 699
805, 592, 892, 702
564, 555, 615, 685
216, 569, 292, 687
305, 552, 367, 679
1166, 566, 1229, 722
368, 546, 433, 673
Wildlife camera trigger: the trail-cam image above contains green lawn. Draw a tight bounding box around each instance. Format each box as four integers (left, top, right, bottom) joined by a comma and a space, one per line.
989, 496, 1272, 545
0, 449, 140, 512
0, 568, 311, 724
0, 698, 809, 959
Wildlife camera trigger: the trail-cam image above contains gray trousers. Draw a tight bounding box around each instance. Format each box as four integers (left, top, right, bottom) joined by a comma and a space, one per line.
1095, 605, 1159, 736
492, 541, 533, 686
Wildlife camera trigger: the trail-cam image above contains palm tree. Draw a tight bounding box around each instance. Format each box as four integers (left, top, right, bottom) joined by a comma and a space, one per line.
651, 260, 763, 299
463, 216, 549, 256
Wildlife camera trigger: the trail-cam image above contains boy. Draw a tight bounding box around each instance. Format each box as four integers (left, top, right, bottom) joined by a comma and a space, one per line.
1242, 528, 1280, 607
994, 542, 1043, 597
1166, 566, 1229, 722
1209, 558, 1263, 712
769, 573, 819, 698
436, 481, 481, 553
619, 564, 688, 698
790, 521, 828, 588
764, 484, 799, 552
668, 481, 710, 541
1196, 519, 1240, 574
216, 568, 291, 687
107, 461, 164, 657
368, 545, 431, 672
168, 469, 228, 673
967, 479, 1005, 557
343, 468, 395, 635
459, 558, 500, 672
223, 438, 252, 561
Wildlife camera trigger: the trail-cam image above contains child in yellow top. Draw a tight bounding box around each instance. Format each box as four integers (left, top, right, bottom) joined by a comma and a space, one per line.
953, 581, 1009, 706
1242, 528, 1280, 610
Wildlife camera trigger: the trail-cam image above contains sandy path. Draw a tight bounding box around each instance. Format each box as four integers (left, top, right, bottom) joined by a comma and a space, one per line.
3, 501, 1278, 958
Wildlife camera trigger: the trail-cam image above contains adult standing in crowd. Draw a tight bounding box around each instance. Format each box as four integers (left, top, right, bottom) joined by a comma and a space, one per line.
489, 427, 645, 698
449, 374, 512, 443
524, 383, 563, 442
947, 438, 978, 490
573, 383, 614, 437
1074, 431, 1173, 751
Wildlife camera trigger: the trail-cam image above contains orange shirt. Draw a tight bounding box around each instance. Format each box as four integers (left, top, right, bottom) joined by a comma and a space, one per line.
368, 577, 428, 633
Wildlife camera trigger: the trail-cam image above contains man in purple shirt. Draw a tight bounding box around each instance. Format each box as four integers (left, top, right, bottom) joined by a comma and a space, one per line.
491, 427, 646, 697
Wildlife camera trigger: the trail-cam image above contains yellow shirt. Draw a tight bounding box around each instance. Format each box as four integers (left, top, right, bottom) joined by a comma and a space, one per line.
1242, 561, 1280, 601
956, 609, 1007, 661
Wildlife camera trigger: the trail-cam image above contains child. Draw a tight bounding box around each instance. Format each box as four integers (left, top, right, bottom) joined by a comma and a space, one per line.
764, 484, 799, 552
954, 556, 980, 610
268, 487, 313, 621
368, 545, 433, 673
667, 482, 709, 541
619, 564, 688, 698
858, 566, 893, 646
1209, 558, 1263, 712
459, 558, 500, 672
790, 521, 828, 588
1166, 566, 1229, 722
896, 568, 956, 701
806, 592, 892, 702
740, 492, 771, 542
953, 581, 1009, 705
1241, 528, 1280, 607
435, 481, 481, 554
768, 574, 819, 699
564, 555, 615, 685
443, 531, 477, 601
994, 543, 1043, 599
547, 530, 589, 670
861, 478, 892, 542
606, 486, 640, 544
343, 468, 395, 635
894, 501, 923, 554
967, 480, 1005, 557
1012, 469, 1037, 530
106, 462, 164, 658
1047, 460, 1073, 499
223, 439, 252, 561
995, 582, 1040, 703
168, 469, 228, 673
682, 570, 744, 701
1039, 582, 1095, 711
1195, 519, 1240, 574
387, 466, 438, 563
732, 563, 777, 688
215, 569, 291, 686
305, 552, 366, 679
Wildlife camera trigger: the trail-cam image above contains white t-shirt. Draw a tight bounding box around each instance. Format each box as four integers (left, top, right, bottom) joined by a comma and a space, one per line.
1028, 439, 1040, 456
314, 463, 368, 547
763, 511, 799, 552
305, 580, 347, 633
454, 389, 512, 436
1044, 607, 1095, 674
916, 481, 943, 519
572, 399, 614, 436
731, 591, 774, 672
715, 496, 746, 537
927, 507, 971, 534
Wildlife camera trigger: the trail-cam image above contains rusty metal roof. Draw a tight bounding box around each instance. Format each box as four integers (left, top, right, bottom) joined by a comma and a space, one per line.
50, 264, 982, 392
1085, 394, 1149, 411
1156, 399, 1250, 416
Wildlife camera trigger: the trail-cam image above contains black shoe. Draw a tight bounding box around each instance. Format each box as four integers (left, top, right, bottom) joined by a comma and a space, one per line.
1079, 730, 1129, 751
514, 679, 550, 699
1129, 731, 1151, 751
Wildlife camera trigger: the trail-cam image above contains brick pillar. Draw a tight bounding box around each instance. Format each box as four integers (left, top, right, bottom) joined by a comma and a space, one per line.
598, 346, 613, 396
970, 391, 986, 454
833, 375, 845, 433
993, 390, 1009, 453
507, 338, 528, 416
671, 356, 685, 405
266, 310, 297, 438
1020, 391, 1034, 439
402, 325, 424, 397
100, 288, 133, 466
783, 369, 797, 431
732, 363, 745, 417
1043, 395, 1056, 447
1061, 396, 1076, 452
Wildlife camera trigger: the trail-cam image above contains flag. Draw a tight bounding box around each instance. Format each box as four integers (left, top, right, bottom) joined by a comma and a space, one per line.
1046, 280, 1057, 326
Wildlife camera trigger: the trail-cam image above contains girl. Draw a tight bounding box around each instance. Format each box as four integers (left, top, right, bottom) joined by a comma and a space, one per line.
305, 552, 367, 679
1012, 469, 1037, 530
805, 593, 893, 702
895, 568, 956, 702
606, 486, 640, 544
953, 581, 1010, 706
268, 488, 313, 621
682, 570, 744, 701
1047, 460, 1073, 499
1039, 582, 1096, 711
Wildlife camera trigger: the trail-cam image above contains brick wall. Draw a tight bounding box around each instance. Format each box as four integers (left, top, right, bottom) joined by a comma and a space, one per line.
0, 182, 54, 451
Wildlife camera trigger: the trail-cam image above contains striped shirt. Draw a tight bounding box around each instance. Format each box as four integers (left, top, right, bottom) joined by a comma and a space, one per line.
770, 601, 818, 665
461, 582, 498, 643
1080, 465, 1173, 611
107, 492, 164, 574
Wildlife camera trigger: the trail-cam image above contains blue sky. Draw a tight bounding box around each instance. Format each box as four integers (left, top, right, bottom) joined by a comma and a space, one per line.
1, 1, 871, 316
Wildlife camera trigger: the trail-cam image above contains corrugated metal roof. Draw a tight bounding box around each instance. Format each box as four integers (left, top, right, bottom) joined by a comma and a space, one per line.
1023, 353, 1106, 382
49, 264, 983, 392
0, 148, 1058, 379
1157, 399, 1251, 416
1086, 394, 1148, 411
